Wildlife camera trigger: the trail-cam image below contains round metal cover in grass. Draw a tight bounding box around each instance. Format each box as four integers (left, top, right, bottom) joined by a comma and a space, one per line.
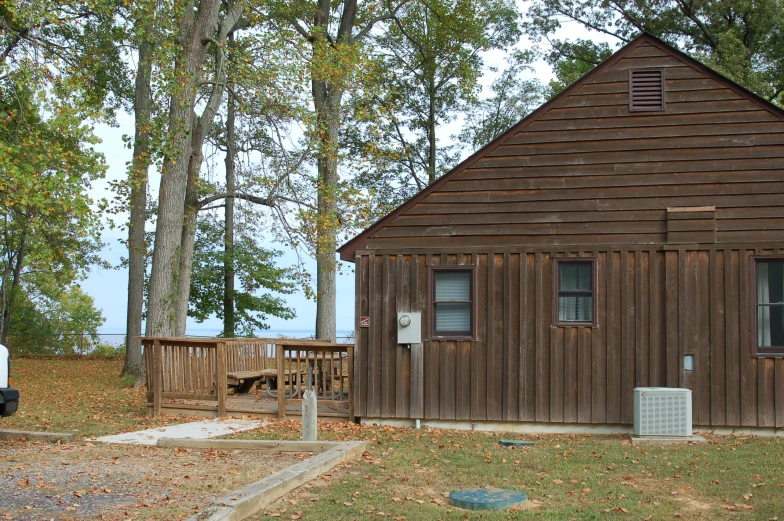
498, 439, 535, 447
448, 488, 528, 511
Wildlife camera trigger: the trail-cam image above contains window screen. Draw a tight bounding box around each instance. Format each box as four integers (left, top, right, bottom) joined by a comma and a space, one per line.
556, 260, 595, 324
433, 270, 472, 336
756, 259, 784, 353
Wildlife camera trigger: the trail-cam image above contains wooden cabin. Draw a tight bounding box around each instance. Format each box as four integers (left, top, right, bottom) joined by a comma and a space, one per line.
338, 33, 784, 433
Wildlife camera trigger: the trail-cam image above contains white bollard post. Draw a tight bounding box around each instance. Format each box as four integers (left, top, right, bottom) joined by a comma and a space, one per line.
302, 390, 318, 441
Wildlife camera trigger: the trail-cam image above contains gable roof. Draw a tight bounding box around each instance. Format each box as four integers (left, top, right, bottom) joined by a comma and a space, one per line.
337, 32, 784, 262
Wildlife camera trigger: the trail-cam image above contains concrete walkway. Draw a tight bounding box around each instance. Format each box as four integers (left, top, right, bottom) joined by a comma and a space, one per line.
96, 418, 264, 445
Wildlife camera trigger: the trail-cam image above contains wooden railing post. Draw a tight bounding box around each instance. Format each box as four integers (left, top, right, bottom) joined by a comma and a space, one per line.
216, 341, 227, 417
153, 340, 162, 417
277, 343, 286, 420
347, 345, 355, 420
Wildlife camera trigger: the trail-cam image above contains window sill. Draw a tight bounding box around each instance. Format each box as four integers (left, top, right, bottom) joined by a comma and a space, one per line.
751, 353, 784, 359
427, 336, 477, 342
552, 323, 598, 328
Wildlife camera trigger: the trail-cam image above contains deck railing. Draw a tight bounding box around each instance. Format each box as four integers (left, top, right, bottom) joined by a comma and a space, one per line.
142, 337, 353, 420
273, 340, 354, 420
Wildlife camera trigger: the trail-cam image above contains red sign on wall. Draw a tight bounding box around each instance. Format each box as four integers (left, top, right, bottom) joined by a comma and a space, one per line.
359, 316, 370, 328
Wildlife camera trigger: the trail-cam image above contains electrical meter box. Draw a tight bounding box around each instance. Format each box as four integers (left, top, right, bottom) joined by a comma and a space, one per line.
397, 312, 421, 344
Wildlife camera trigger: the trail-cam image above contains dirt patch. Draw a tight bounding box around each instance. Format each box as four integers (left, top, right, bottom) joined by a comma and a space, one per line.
672, 495, 715, 511
1, 440, 309, 520
634, 476, 719, 514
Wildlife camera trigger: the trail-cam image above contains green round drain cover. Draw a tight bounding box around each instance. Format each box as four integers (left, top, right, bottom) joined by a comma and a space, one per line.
448, 488, 528, 511
498, 439, 535, 447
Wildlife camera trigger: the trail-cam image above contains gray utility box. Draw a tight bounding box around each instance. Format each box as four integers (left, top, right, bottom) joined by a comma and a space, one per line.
633, 387, 692, 437
397, 312, 421, 344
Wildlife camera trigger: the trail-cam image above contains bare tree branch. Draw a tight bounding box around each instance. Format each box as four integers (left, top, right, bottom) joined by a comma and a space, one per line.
673, 0, 718, 49
355, 0, 408, 42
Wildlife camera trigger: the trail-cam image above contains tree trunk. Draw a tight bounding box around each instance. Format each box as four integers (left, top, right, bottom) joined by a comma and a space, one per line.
0, 277, 6, 345
173, 136, 202, 336
0, 236, 25, 348
310, 0, 360, 343
146, 0, 224, 338
428, 88, 436, 184
312, 85, 343, 343
172, 2, 243, 336
313, 97, 340, 343
224, 38, 236, 338
122, 19, 153, 380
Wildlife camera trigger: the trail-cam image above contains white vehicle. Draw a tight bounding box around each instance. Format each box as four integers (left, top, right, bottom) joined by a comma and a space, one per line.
0, 343, 19, 417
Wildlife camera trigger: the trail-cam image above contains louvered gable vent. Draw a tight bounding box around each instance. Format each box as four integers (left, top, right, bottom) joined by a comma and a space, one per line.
629, 69, 665, 111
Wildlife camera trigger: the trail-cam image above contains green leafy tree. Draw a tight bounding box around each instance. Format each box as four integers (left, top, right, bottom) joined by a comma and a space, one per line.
0, 83, 106, 348
189, 216, 295, 337
525, 0, 784, 104
199, 13, 314, 337
457, 50, 543, 150
140, 0, 333, 345
0, 0, 131, 117
121, 0, 163, 380
268, 0, 404, 342
6, 283, 105, 355
145, 0, 245, 338
2, 1, 135, 364
344, 0, 520, 209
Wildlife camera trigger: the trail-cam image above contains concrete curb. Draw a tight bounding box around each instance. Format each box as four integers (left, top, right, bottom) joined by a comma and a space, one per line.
157, 438, 341, 453
0, 429, 74, 443
630, 434, 707, 445
186, 440, 368, 521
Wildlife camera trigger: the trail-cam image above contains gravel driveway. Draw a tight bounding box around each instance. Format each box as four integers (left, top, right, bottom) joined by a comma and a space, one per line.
1, 439, 306, 520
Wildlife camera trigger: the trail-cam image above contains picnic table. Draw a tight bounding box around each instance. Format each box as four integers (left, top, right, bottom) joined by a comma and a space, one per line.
226, 368, 304, 397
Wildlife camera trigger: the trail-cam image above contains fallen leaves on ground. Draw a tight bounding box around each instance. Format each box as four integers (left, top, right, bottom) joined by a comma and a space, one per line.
2, 357, 180, 438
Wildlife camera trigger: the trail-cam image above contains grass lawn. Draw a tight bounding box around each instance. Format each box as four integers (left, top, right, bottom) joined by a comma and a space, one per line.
2, 358, 783, 520
1, 357, 179, 438
230, 421, 784, 521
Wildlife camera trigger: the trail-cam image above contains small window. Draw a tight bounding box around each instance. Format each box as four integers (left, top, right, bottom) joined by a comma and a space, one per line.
430, 268, 474, 338
753, 258, 784, 356
554, 259, 596, 326
629, 69, 665, 111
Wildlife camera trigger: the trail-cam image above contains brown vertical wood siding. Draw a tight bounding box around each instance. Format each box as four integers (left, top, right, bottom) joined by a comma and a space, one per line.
348, 37, 784, 428
354, 248, 784, 427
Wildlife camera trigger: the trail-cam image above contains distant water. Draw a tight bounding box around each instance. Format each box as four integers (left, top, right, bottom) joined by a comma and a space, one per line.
95, 334, 127, 347
186, 328, 355, 339
95, 329, 355, 346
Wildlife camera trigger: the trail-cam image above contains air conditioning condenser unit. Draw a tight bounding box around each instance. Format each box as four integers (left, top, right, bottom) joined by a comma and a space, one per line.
633, 387, 692, 437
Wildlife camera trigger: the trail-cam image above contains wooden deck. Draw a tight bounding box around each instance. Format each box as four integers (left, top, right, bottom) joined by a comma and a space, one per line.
142, 337, 354, 422
149, 389, 351, 420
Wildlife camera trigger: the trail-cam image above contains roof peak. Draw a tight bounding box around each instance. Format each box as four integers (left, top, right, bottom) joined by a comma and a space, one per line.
337, 32, 784, 261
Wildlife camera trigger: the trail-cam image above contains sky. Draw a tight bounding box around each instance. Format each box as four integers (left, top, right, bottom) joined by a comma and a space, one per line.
79, 15, 609, 338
